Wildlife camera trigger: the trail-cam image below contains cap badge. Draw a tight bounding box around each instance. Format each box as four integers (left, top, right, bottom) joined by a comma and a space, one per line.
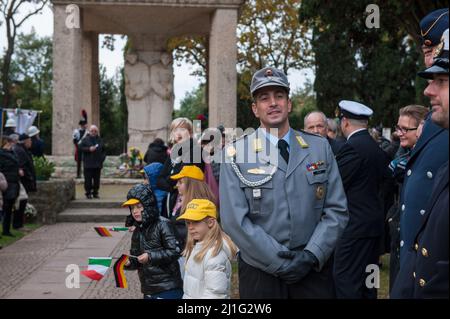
265, 69, 273, 77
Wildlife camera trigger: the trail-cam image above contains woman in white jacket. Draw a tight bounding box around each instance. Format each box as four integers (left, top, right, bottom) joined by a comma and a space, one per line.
177, 199, 238, 299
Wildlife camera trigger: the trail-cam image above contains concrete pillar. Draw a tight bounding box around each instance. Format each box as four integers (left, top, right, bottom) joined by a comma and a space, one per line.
82, 32, 100, 129
52, 4, 83, 155
208, 9, 238, 129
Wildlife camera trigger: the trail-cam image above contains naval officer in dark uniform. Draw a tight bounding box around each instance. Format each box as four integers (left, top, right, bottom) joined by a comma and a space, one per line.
220, 67, 349, 299
333, 100, 391, 299
391, 28, 449, 299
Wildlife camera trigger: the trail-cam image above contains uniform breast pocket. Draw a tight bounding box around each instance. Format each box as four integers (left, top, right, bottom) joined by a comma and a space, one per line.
239, 179, 273, 216
305, 171, 328, 209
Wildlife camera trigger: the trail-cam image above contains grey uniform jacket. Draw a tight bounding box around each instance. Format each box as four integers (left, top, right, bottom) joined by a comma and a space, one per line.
219, 128, 348, 275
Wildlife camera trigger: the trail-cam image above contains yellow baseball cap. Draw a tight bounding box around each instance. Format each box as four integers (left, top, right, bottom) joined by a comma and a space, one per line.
170, 165, 204, 181
177, 199, 217, 221
121, 198, 140, 207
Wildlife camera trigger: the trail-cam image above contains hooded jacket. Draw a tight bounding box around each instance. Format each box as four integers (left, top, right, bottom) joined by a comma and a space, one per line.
124, 183, 183, 295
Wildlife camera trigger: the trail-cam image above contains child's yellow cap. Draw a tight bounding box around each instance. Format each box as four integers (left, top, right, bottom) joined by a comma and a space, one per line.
177, 199, 217, 221
122, 198, 140, 207
170, 165, 204, 181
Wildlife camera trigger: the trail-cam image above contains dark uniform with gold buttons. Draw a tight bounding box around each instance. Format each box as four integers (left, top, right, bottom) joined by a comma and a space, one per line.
391, 28, 449, 299
397, 12, 449, 282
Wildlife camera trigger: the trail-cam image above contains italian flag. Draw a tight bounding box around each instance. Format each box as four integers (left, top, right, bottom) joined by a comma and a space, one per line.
81, 257, 112, 281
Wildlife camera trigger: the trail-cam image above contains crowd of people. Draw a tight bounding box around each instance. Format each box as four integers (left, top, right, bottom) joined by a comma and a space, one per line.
115, 8, 448, 299
1, 8, 447, 300
0, 122, 43, 249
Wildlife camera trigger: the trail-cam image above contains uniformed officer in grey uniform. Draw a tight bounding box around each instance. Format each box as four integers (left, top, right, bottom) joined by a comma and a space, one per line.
219, 67, 349, 298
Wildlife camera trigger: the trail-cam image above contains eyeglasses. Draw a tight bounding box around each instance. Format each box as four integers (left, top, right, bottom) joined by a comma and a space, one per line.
395, 125, 418, 134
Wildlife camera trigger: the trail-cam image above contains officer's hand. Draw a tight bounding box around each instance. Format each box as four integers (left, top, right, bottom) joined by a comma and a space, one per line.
277, 250, 318, 284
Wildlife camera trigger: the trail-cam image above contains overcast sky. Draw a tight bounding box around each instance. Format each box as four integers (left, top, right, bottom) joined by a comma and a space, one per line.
0, 3, 313, 109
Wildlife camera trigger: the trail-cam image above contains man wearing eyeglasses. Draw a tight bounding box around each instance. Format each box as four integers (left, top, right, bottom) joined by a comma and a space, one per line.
390, 11, 449, 291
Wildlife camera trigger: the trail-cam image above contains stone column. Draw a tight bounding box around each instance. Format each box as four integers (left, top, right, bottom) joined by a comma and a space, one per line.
52, 4, 83, 155
208, 9, 238, 129
82, 32, 100, 129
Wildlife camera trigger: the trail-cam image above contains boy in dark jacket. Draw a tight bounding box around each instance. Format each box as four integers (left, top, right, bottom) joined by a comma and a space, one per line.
122, 183, 183, 299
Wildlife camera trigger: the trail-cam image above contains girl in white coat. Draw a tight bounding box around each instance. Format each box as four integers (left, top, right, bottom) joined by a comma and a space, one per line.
177, 199, 238, 299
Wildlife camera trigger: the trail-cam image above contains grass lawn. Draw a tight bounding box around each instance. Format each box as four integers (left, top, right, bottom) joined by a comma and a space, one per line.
230, 254, 391, 299
0, 223, 41, 248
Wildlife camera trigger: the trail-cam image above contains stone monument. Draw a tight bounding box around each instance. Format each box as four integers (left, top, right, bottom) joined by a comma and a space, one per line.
51, 0, 244, 156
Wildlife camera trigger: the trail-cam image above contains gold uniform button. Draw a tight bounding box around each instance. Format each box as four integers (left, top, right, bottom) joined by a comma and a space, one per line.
422, 248, 429, 257
414, 243, 419, 251
419, 279, 426, 287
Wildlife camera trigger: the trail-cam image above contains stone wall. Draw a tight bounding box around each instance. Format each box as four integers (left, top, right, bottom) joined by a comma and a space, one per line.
28, 179, 76, 224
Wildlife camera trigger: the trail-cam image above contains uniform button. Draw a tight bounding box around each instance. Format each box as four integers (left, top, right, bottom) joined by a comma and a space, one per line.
420, 209, 426, 215
427, 171, 433, 179
419, 279, 426, 287
413, 272, 416, 278
422, 248, 429, 257
401, 204, 405, 211
414, 243, 419, 251
400, 240, 404, 247
407, 169, 412, 176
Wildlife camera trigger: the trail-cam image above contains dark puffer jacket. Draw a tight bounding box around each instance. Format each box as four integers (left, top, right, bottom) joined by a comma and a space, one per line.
123, 183, 183, 296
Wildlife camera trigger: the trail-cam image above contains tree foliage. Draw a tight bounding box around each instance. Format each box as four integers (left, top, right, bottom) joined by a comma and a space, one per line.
99, 65, 128, 155
0, 0, 48, 107
298, 0, 445, 128
9, 30, 52, 153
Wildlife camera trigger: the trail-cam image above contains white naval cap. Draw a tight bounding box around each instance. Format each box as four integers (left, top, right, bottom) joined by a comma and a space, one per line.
338, 100, 373, 120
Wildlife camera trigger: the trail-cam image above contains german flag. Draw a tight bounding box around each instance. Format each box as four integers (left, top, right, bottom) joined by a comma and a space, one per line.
114, 254, 129, 288
94, 227, 112, 237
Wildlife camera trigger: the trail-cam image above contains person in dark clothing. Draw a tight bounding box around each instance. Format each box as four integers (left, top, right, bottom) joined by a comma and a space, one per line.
333, 101, 391, 299
27, 126, 45, 157
123, 183, 183, 299
392, 25, 449, 299
156, 118, 204, 218
12, 134, 37, 229
0, 135, 20, 236
79, 125, 105, 199
144, 138, 168, 165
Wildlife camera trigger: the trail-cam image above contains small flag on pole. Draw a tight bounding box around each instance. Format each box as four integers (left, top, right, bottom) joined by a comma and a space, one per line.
114, 254, 129, 288
81, 257, 112, 281
94, 227, 112, 237
110, 227, 129, 232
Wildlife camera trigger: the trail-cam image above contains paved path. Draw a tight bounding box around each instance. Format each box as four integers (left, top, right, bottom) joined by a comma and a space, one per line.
0, 222, 142, 299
